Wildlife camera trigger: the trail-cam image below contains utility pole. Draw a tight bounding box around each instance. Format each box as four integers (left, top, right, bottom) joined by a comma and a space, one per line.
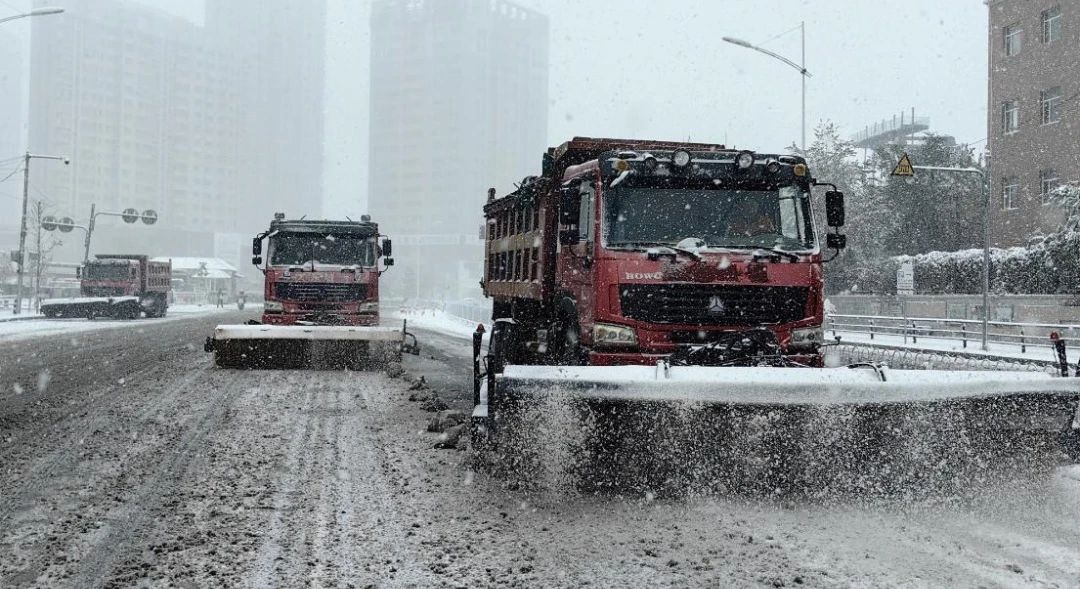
15, 153, 30, 314
15, 152, 69, 314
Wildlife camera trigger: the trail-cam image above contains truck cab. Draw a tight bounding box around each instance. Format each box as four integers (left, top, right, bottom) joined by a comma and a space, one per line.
558, 147, 842, 366
253, 215, 394, 326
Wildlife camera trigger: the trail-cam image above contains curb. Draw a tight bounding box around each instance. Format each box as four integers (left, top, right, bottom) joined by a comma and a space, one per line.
0, 315, 42, 323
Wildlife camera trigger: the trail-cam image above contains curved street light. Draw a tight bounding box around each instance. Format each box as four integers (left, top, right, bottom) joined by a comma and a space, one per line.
0, 7, 65, 26
723, 22, 811, 150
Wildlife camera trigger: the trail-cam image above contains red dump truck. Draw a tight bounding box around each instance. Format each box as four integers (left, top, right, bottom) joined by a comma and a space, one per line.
480, 136, 847, 367
40, 254, 171, 319
204, 213, 418, 368
471, 137, 1080, 489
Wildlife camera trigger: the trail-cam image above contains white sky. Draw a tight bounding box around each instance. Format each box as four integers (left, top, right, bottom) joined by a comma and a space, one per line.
328, 0, 988, 216
2, 0, 989, 218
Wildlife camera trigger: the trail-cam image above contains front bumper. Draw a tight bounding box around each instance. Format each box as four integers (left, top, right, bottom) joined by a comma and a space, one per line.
262, 312, 379, 326
587, 350, 824, 367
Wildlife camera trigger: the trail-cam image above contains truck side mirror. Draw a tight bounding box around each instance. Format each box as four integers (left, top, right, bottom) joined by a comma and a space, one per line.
384, 257, 394, 266
826, 233, 847, 250
381, 238, 392, 257
558, 185, 580, 226
252, 237, 263, 256
825, 190, 845, 227
76, 266, 81, 278
252, 255, 263, 266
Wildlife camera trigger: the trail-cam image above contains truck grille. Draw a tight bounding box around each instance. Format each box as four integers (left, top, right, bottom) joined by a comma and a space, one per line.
619, 284, 808, 325
274, 282, 367, 303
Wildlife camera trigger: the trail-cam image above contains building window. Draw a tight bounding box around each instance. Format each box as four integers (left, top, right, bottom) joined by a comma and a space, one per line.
1043, 6, 1061, 43
1041, 86, 1062, 124
1002, 178, 1020, 210
1002, 100, 1020, 133
1040, 169, 1060, 202
1004, 23, 1022, 56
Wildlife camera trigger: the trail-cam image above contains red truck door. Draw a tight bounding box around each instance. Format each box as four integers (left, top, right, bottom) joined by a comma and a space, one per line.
558, 173, 598, 335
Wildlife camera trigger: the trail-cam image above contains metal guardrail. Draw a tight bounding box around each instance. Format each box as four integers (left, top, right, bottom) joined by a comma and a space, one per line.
827, 313, 1080, 354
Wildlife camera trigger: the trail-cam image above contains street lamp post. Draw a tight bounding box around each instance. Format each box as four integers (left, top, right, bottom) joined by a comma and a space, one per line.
723, 22, 811, 150
0, 7, 64, 26
14, 152, 69, 314
913, 164, 991, 351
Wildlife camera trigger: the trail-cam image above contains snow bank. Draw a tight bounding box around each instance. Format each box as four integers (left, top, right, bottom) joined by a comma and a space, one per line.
0, 304, 249, 342
392, 309, 487, 341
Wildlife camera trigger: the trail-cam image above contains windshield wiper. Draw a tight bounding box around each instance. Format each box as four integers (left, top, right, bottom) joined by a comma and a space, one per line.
745, 247, 801, 262
617, 242, 703, 262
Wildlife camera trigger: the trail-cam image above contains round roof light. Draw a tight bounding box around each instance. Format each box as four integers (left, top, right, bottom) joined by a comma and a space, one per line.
643, 155, 658, 171
765, 159, 781, 174
671, 150, 692, 168
736, 151, 754, 170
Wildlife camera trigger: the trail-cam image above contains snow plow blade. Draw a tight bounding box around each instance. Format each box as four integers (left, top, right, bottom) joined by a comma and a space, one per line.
40, 296, 142, 320
474, 365, 1080, 496
204, 323, 418, 369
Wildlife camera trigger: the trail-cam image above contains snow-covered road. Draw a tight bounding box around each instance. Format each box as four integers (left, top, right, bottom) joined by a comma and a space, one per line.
0, 312, 1078, 587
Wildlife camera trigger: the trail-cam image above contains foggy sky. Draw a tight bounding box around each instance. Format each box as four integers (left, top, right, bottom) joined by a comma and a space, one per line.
2, 0, 988, 219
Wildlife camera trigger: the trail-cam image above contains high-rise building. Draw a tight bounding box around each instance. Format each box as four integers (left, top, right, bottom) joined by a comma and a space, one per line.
0, 29, 25, 242
369, 0, 549, 300
23, 0, 326, 273
988, 1, 1079, 246
207, 0, 327, 225
26, 0, 240, 262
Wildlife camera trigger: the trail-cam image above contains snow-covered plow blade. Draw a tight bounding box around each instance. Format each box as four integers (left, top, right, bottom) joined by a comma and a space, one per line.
204, 322, 418, 369
40, 296, 142, 319
474, 365, 1080, 496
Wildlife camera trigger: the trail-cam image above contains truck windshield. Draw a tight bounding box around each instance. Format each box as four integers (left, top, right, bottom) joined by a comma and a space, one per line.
603, 185, 814, 250
84, 264, 132, 280
269, 233, 377, 266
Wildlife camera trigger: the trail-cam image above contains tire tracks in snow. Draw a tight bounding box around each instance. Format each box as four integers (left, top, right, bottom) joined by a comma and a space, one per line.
0, 365, 203, 529
64, 369, 249, 588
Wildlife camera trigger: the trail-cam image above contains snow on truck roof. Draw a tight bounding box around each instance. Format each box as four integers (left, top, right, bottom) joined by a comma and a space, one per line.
269, 219, 378, 236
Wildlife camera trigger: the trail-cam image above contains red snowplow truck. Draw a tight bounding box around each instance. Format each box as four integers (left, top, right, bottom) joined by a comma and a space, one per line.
471, 137, 1080, 491
205, 214, 418, 369
481, 137, 846, 366
40, 254, 171, 319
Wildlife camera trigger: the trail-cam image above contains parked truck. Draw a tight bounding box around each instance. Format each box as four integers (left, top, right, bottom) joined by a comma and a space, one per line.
204, 213, 418, 369
40, 254, 171, 319
471, 137, 1080, 491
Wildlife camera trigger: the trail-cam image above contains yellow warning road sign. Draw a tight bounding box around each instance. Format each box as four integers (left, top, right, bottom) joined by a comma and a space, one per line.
891, 153, 914, 177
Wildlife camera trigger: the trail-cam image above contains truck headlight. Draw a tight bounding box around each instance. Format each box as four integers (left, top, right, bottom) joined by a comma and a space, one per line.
593, 322, 637, 349
359, 301, 379, 313
265, 300, 284, 312
789, 326, 823, 350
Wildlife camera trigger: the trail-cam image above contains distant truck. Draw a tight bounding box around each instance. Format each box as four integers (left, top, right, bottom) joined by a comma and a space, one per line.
40, 255, 171, 319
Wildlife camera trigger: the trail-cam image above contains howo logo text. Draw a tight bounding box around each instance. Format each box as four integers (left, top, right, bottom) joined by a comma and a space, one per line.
624, 272, 662, 281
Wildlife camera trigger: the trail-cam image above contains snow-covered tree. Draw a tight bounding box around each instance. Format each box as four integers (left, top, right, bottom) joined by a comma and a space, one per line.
870, 135, 984, 256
